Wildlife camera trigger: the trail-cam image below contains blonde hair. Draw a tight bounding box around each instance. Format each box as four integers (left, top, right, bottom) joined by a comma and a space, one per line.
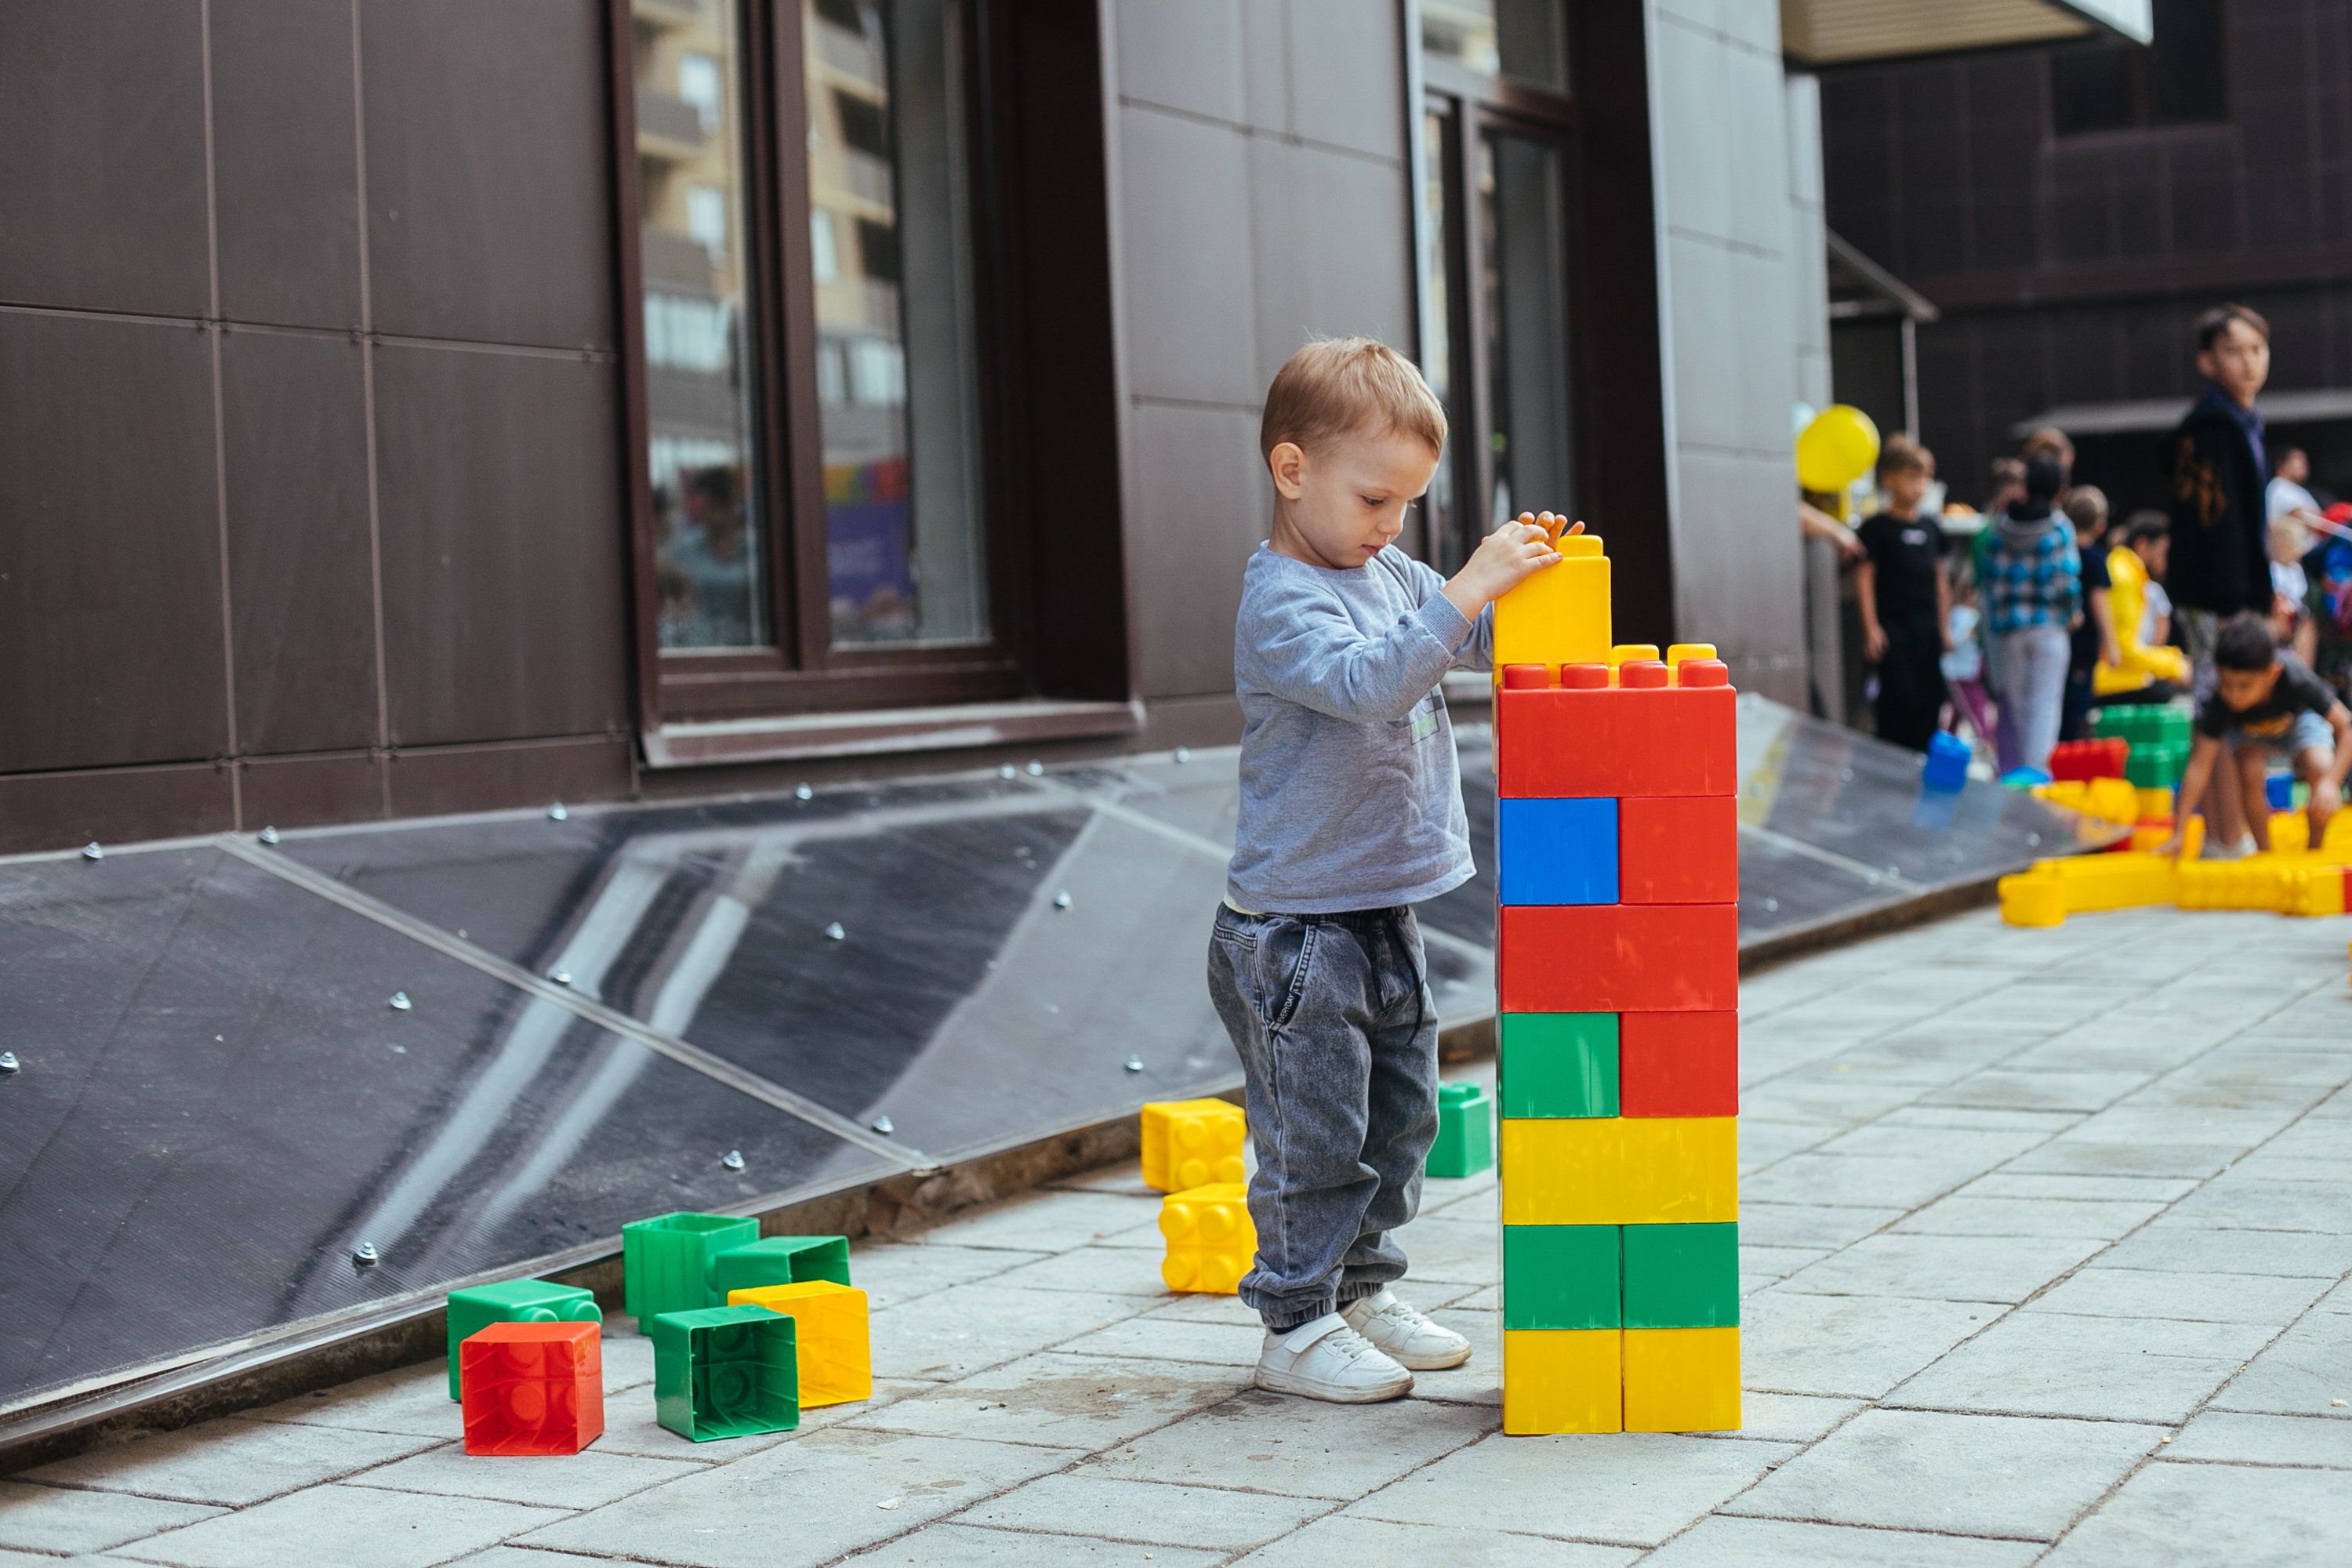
1259, 337, 1446, 464
1877, 432, 1933, 481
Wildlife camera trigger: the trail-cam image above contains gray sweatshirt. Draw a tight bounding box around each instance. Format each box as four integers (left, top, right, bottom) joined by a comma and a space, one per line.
1227, 544, 1494, 913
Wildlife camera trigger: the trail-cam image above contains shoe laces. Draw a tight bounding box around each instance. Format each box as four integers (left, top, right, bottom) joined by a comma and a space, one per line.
1311, 1323, 1387, 1369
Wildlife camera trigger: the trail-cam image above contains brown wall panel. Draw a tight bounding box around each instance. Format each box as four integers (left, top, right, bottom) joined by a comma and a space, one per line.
210, 0, 363, 330
387, 737, 632, 819
372, 343, 629, 746
0, 764, 234, 855
0, 1, 210, 318
220, 330, 377, 754
239, 753, 385, 830
0, 314, 228, 772
358, 0, 614, 348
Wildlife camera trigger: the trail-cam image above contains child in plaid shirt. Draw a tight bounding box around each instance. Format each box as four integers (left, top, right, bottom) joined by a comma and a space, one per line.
1984, 452, 2082, 772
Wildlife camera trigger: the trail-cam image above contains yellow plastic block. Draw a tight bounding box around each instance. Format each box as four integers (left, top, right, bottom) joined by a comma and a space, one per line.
1998, 851, 2178, 925
1492, 535, 1610, 673
1609, 643, 1661, 666
1499, 1117, 1737, 1226
1502, 1329, 1621, 1435
2282, 866, 2349, 916
2137, 786, 2176, 820
2086, 777, 2140, 824
1159, 1183, 1255, 1293
1665, 643, 1718, 667
1623, 1327, 1740, 1432
1141, 1098, 1247, 1192
2126, 823, 2172, 853
726, 1280, 872, 1407
2270, 811, 2310, 854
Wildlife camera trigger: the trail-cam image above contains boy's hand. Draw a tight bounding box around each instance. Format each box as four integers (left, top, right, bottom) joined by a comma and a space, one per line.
2313, 777, 2344, 820
1443, 512, 1569, 623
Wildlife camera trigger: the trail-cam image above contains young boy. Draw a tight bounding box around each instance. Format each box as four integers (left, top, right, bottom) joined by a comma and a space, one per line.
1211, 337, 1559, 1403
2169, 611, 2352, 856
1854, 435, 1951, 752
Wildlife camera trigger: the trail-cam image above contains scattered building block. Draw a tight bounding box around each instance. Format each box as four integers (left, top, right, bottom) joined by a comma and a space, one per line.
1498, 797, 1619, 905
1621, 1222, 1739, 1327
1141, 1099, 1248, 1192
1922, 731, 1971, 790
726, 1280, 872, 1407
1492, 533, 1611, 671
1618, 1011, 1738, 1118
1159, 1182, 1256, 1294
2049, 738, 2128, 781
1502, 1329, 1621, 1435
459, 1321, 603, 1455
1499, 904, 1738, 1013
1621, 1326, 1740, 1432
445, 1281, 602, 1402
1427, 1083, 1496, 1177
1618, 797, 1737, 904
1495, 684, 1737, 799
708, 1236, 852, 1298
1498, 1012, 1618, 1118
1502, 1225, 1619, 1329
623, 1213, 759, 1324
1499, 1116, 1737, 1226
650, 1305, 799, 1441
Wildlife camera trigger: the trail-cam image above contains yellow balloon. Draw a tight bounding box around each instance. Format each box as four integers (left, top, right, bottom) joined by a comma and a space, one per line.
1795, 405, 1881, 494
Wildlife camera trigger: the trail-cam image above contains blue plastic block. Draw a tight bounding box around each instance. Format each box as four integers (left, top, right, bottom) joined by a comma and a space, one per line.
2266, 771, 2295, 811
1498, 797, 1618, 906
1998, 766, 2052, 789
1922, 731, 1970, 791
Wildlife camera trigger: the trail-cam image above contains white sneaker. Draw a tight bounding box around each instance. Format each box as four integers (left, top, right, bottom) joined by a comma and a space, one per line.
1254, 1313, 1413, 1403
2205, 833, 2259, 861
1342, 1287, 1473, 1370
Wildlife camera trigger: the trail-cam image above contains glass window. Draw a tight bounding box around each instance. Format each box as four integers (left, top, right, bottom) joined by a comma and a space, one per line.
637, 0, 767, 651
1421, 105, 1469, 574
1480, 129, 1573, 528
1421, 2, 1566, 90
804, 0, 988, 646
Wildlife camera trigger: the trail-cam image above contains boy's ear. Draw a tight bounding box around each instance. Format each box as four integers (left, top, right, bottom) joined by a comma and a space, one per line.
1268, 441, 1307, 501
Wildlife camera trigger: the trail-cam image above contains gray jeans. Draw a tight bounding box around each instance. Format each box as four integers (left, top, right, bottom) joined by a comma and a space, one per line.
1994, 622, 2071, 771
1207, 904, 1440, 1330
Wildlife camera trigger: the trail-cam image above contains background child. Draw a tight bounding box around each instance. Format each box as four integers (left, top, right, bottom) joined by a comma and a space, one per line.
1941, 586, 1991, 742
1211, 337, 1558, 1404
2060, 485, 2119, 742
2169, 611, 2350, 856
1854, 435, 1951, 752
1983, 452, 2082, 774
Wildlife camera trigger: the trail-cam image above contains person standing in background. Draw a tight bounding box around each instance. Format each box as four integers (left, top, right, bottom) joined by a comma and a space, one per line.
1984, 452, 2082, 775
1854, 436, 1951, 752
2060, 485, 2120, 742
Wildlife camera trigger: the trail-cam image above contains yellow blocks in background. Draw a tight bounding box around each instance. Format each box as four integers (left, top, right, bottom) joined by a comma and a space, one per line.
1499, 1118, 1737, 1226
725, 1279, 872, 1406
1998, 851, 2179, 925
1142, 1099, 1247, 1192
1493, 532, 1610, 672
1160, 1182, 1256, 1293
1503, 1329, 1621, 1435
1624, 1327, 1741, 1432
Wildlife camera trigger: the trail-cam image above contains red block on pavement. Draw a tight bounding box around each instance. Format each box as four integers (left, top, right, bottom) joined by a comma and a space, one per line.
1497, 904, 1737, 1013
1620, 1011, 1739, 1116
460, 1320, 604, 1456
1497, 684, 1736, 798
1621, 796, 1739, 904
2049, 738, 2127, 782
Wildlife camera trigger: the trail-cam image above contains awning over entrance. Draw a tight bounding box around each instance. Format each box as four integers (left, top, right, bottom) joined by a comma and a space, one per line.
2010, 387, 2352, 437
1782, 0, 2151, 67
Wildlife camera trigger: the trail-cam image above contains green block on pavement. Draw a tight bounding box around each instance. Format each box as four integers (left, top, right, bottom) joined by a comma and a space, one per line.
1499, 1013, 1618, 1118
1621, 1221, 1739, 1327
2124, 741, 2186, 788
1503, 1224, 1620, 1329
650, 1304, 800, 1441
445, 1281, 602, 1401
1426, 1083, 1495, 1177
708, 1235, 854, 1297
623, 1212, 759, 1325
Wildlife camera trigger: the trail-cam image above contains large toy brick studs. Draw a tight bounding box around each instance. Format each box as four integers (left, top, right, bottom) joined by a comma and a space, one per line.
709, 1236, 852, 1298
1498, 797, 1618, 905
1160, 1182, 1256, 1293
1426, 1083, 1495, 1177
1503, 1330, 1621, 1435
727, 1280, 872, 1407
650, 1304, 800, 1441
1141, 1099, 1247, 1192
445, 1280, 602, 1401
1499, 1013, 1618, 1118
459, 1321, 603, 1455
623, 1213, 853, 1327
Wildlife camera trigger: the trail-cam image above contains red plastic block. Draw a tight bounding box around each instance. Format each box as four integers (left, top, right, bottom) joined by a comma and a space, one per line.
1501, 663, 1552, 689
1620, 1011, 1739, 1116
1496, 684, 1736, 798
2049, 738, 2127, 782
460, 1321, 604, 1456
1498, 905, 1738, 1013
1621, 797, 1738, 904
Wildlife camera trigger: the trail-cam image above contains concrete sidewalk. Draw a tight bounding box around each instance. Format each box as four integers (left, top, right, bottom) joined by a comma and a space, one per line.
3, 906, 2349, 1566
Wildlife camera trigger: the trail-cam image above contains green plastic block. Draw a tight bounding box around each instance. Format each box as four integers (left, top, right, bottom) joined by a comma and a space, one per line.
1502, 1225, 1620, 1329
623, 1212, 758, 1324
1498, 1013, 1618, 1118
2124, 742, 2186, 788
708, 1235, 854, 1297
444, 1281, 602, 1401
1621, 1221, 1739, 1327
649, 1304, 800, 1441
1426, 1083, 1495, 1178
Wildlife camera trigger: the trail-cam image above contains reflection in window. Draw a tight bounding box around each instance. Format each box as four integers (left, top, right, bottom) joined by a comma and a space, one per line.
1421, 1, 1566, 90
806, 0, 988, 645
637, 0, 766, 649
1480, 130, 1573, 528
1421, 106, 1468, 575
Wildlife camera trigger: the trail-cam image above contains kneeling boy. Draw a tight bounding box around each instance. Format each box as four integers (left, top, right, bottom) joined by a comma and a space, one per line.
2172, 611, 2352, 855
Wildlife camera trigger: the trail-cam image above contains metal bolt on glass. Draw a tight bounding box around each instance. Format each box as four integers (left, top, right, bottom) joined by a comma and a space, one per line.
1124, 1056, 1144, 1073
721, 1149, 745, 1171
551, 970, 573, 987
351, 1242, 379, 1265
548, 803, 568, 821
388, 992, 412, 1011
257, 826, 280, 845
82, 843, 102, 862
998, 764, 1017, 780
871, 1115, 895, 1135
1840, 768, 1853, 782
1025, 760, 1044, 776
1174, 746, 1190, 763
0, 1052, 18, 1073
824, 922, 847, 941
2027, 833, 2041, 847
1053, 891, 1073, 909
1763, 898, 1779, 912
795, 783, 814, 800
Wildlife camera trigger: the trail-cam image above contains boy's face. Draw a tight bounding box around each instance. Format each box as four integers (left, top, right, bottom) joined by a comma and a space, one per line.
2197, 319, 2270, 406
1266, 428, 1441, 571
2216, 661, 2283, 712
2136, 536, 2170, 578
1885, 465, 1930, 512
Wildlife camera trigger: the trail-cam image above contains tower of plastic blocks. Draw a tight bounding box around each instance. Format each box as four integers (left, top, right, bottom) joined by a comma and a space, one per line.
1491, 531, 1741, 1436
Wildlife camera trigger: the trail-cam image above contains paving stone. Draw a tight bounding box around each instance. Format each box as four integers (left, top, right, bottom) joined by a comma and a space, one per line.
1138, 1290, 1265, 1325
1891, 1195, 2167, 1240
2209, 1305, 2352, 1419
101, 1482, 561, 1568
1918, 1069, 2151, 1113
1724, 1407, 2160, 1540
1737, 1079, 1926, 1127
599, 1323, 656, 1390
1868, 1106, 2084, 1134
1423, 1185, 1500, 1224
1447, 1285, 1501, 1311
2002, 1022, 2240, 1074
1777, 1233, 2103, 1304
1040, 1158, 1154, 1195
1737, 1246, 1831, 1287
1958, 1172, 2201, 1203
1403, 1311, 1495, 1406
1736, 1203, 1904, 1251
2227, 1153, 2352, 1183
0, 1483, 224, 1556
1347, 1431, 1791, 1547
1382, 1217, 1497, 1284
516, 1428, 1071, 1568
1712, 1392, 1864, 1444
852, 1352, 1248, 1449
869, 1284, 1150, 1381
1641, 1515, 2042, 1567
2056, 1109, 2297, 1151
238, 1365, 459, 1439
848, 1243, 1052, 1310
2161, 1179, 2352, 1232
20, 1418, 440, 1506
2023, 1268, 2333, 1326
948, 1472, 1325, 1549
589, 1379, 928, 1460
1740, 1290, 1990, 1398
445, 1551, 655, 1568
344, 1444, 703, 1510
1888, 1312, 2272, 1423
1079, 1388, 1492, 1500
2096, 1224, 2352, 1277
1743, 1154, 1997, 1210
2038, 1457, 2352, 1566
1810, 1122, 2072, 1164
987, 1246, 1175, 1297
2164, 1409, 2352, 1468
1231, 1514, 1636, 1566
1733, 1120, 1838, 1172
2005, 1141, 2241, 1180
913, 1192, 1164, 1253
840, 1523, 1223, 1564
1058, 1316, 1265, 1367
